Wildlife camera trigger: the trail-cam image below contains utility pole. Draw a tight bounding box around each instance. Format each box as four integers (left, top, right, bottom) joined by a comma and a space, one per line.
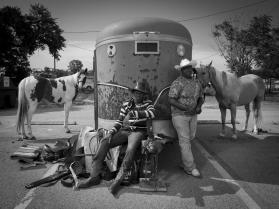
93, 50, 98, 129
54, 56, 56, 70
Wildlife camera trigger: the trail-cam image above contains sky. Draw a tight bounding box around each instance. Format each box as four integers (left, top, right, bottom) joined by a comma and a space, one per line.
1, 0, 279, 71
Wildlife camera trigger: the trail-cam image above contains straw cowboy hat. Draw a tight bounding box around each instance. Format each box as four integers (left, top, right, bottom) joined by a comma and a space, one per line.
131, 81, 149, 94
174, 58, 197, 70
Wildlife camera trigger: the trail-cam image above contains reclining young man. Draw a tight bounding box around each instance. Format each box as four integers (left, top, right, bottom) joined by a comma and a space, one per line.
77, 81, 158, 195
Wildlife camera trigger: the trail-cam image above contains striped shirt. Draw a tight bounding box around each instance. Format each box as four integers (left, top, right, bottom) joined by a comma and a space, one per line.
109, 99, 157, 135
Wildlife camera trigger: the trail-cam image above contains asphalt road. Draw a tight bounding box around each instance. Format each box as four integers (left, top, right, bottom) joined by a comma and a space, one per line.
0, 96, 278, 209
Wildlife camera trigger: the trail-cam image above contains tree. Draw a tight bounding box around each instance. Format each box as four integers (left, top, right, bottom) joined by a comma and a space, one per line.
0, 4, 65, 85
247, 16, 279, 79
213, 20, 255, 77
27, 4, 65, 60
0, 6, 31, 84
53, 69, 68, 77
213, 15, 279, 78
68, 60, 83, 74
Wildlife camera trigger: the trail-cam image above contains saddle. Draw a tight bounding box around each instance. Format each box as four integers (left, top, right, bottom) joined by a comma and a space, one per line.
41, 140, 72, 162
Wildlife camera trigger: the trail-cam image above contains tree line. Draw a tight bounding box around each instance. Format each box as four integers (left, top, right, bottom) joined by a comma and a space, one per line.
213, 15, 279, 81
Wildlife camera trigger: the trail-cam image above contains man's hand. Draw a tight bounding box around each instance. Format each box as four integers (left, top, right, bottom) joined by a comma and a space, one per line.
124, 111, 136, 126
195, 106, 202, 114
128, 111, 135, 119
101, 132, 112, 143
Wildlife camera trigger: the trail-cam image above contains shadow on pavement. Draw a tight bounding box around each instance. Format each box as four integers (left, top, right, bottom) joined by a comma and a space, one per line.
110, 124, 279, 206
197, 124, 279, 186
111, 141, 240, 207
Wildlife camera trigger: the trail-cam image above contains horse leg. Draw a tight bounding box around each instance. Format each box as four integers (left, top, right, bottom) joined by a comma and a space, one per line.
252, 98, 262, 134
242, 104, 250, 131
20, 119, 28, 140
26, 102, 38, 140
19, 114, 28, 140
64, 101, 72, 133
230, 104, 237, 140
219, 105, 226, 138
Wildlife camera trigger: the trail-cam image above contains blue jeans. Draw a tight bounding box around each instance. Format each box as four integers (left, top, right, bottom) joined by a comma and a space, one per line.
172, 114, 197, 172
91, 129, 145, 177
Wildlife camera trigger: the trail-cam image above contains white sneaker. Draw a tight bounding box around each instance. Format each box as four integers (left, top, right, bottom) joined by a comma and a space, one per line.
179, 164, 202, 178
186, 168, 201, 178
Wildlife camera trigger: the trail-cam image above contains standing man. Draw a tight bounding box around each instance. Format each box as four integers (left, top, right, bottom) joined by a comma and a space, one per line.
169, 58, 204, 178
77, 81, 157, 195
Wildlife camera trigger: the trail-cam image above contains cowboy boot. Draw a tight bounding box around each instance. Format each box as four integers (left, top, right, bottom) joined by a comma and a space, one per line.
76, 139, 110, 188
108, 148, 135, 195
108, 164, 127, 195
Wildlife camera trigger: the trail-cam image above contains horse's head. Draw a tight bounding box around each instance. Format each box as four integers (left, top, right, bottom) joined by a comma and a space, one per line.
196, 61, 216, 96
77, 68, 88, 89
196, 61, 212, 88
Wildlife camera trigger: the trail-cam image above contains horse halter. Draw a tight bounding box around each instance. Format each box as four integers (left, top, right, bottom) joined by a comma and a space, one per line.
77, 73, 87, 86
204, 65, 212, 87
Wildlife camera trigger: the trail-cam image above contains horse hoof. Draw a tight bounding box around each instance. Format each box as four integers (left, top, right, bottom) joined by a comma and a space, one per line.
22, 135, 28, 139
232, 134, 238, 140
65, 129, 71, 133
252, 129, 258, 135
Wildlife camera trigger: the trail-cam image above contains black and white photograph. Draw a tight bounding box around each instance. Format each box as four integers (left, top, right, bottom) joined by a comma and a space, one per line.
0, 0, 279, 208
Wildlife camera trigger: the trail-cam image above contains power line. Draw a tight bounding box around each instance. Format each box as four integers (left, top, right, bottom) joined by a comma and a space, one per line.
177, 0, 269, 22
64, 30, 100, 34
67, 43, 94, 52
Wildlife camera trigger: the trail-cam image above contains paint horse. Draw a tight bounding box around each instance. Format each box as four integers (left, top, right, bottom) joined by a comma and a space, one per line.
16, 69, 87, 140
196, 62, 265, 139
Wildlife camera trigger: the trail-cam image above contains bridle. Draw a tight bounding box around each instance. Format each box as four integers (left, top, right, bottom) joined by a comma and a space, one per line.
77, 73, 87, 86
200, 65, 212, 88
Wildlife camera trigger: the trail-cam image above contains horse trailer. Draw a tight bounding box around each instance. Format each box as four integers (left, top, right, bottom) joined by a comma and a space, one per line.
94, 17, 192, 137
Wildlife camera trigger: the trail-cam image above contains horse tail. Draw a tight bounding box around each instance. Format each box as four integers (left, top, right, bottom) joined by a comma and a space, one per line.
16, 78, 28, 134
252, 97, 263, 128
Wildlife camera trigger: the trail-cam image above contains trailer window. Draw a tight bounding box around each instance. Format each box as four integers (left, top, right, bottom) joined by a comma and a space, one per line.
135, 41, 159, 54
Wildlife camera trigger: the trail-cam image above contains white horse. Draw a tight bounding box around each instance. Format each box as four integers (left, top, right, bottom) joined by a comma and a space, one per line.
196, 62, 265, 139
16, 69, 87, 140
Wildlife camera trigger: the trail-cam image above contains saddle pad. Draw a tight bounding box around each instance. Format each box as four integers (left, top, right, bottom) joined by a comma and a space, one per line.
11, 145, 41, 159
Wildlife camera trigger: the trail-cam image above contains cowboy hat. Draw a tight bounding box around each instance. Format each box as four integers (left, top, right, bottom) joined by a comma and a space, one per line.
131, 81, 149, 94
174, 58, 197, 70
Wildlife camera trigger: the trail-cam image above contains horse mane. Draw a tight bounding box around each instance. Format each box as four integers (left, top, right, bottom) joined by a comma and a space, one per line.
208, 66, 240, 98
54, 71, 80, 84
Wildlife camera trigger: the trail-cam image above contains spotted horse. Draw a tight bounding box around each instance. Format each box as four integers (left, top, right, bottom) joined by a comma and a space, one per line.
16, 69, 87, 140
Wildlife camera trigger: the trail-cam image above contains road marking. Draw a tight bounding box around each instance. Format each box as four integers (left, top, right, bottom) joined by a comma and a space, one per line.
14, 164, 61, 209
194, 140, 261, 209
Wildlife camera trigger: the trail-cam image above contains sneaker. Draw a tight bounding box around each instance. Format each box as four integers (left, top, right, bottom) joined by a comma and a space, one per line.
185, 168, 201, 178
179, 164, 202, 178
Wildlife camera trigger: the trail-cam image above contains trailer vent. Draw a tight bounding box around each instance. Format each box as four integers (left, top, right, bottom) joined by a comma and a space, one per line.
135, 41, 159, 54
